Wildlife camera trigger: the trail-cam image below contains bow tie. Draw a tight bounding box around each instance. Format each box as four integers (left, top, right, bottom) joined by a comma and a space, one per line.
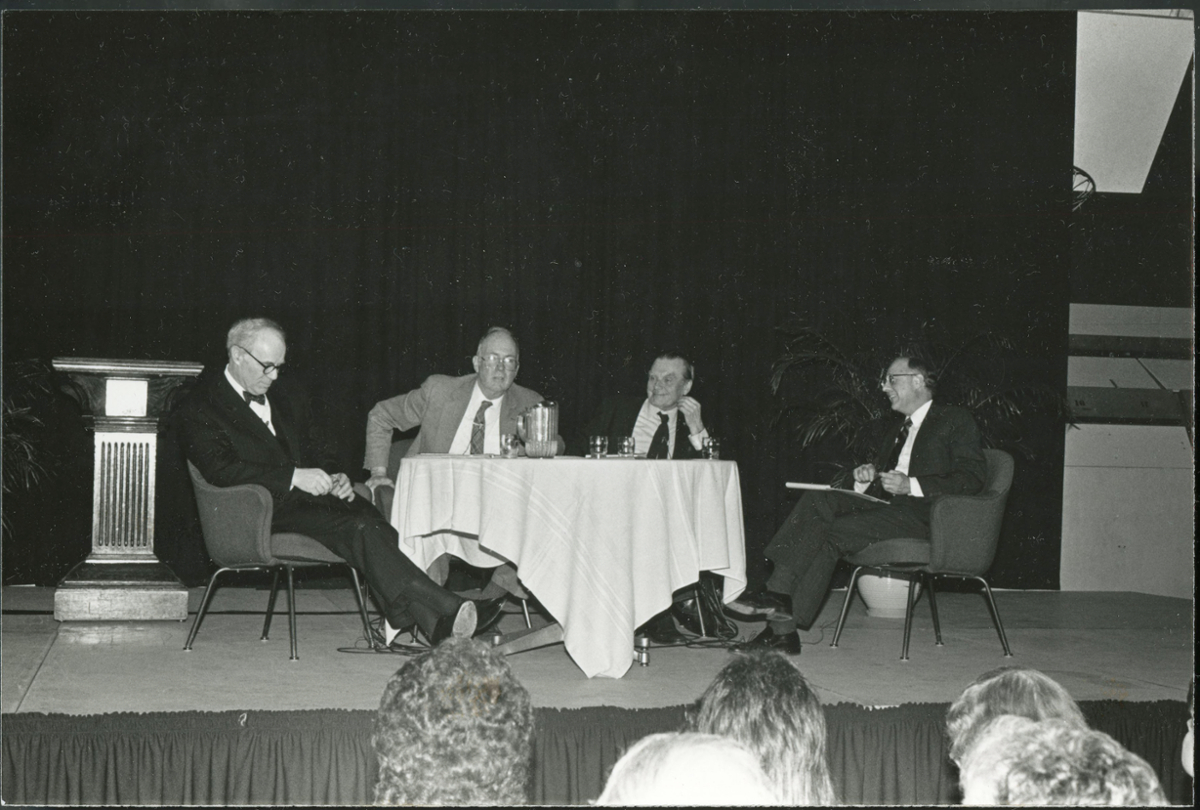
243, 390, 266, 406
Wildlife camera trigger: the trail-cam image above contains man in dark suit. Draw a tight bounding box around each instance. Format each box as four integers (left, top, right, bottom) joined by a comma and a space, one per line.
732, 354, 987, 654
178, 317, 504, 649
575, 351, 710, 459
576, 351, 716, 644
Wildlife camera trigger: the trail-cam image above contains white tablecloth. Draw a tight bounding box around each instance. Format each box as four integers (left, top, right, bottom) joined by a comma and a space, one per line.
390, 455, 747, 678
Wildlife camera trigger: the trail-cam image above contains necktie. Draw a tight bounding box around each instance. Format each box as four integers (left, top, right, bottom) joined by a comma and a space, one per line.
243, 390, 265, 405
469, 400, 492, 455
647, 412, 671, 459
882, 417, 913, 473
867, 417, 912, 500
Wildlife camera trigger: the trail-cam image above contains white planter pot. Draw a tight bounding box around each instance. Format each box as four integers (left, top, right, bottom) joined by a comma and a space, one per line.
857, 573, 920, 619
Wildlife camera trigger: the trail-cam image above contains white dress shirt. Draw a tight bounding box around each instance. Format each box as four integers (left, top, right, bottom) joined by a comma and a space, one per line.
854, 399, 932, 497
632, 399, 707, 458
448, 383, 504, 455
224, 366, 275, 435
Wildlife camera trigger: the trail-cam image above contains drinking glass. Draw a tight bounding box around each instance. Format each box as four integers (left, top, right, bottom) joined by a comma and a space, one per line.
499, 433, 520, 458
588, 435, 608, 458
617, 436, 636, 457
702, 436, 720, 459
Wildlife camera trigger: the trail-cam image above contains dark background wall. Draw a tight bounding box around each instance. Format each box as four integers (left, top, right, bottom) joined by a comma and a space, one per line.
3, 10, 1075, 588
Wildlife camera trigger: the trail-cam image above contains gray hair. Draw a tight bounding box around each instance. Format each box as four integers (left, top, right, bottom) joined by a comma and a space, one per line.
655, 350, 695, 382
226, 317, 286, 351
476, 326, 519, 357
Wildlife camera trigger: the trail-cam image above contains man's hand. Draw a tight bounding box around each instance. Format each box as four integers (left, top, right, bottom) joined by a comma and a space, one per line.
292, 468, 333, 496
678, 396, 705, 434
853, 464, 877, 484
879, 470, 912, 496
329, 472, 355, 502
366, 466, 393, 491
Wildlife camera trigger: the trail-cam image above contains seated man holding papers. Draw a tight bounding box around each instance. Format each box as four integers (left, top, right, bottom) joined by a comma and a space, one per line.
731, 354, 986, 655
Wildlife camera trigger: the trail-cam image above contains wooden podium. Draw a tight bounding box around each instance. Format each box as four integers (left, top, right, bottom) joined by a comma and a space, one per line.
51, 357, 204, 621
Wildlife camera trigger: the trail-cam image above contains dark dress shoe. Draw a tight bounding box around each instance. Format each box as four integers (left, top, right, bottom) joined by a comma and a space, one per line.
731, 625, 801, 655
472, 596, 508, 637
635, 610, 689, 645
429, 600, 478, 646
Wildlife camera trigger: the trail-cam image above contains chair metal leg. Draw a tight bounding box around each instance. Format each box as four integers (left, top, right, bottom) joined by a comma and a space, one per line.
183, 567, 230, 651
262, 567, 282, 641
830, 566, 864, 648
285, 565, 299, 660
520, 598, 532, 629
900, 574, 919, 660
973, 575, 1013, 657
346, 566, 378, 649
926, 573, 943, 646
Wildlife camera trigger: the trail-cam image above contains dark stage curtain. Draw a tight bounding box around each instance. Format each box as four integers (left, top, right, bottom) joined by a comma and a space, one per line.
2, 701, 1191, 806
3, 11, 1073, 588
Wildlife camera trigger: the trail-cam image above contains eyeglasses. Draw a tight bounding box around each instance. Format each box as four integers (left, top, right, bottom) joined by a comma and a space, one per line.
237, 346, 285, 375
480, 354, 519, 371
880, 373, 919, 387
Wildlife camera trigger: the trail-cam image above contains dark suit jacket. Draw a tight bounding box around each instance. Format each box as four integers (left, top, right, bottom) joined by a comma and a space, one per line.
574, 395, 703, 459
874, 402, 987, 506
178, 370, 335, 508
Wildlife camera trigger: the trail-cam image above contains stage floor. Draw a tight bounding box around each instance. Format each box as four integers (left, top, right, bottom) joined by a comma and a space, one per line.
2, 584, 1192, 715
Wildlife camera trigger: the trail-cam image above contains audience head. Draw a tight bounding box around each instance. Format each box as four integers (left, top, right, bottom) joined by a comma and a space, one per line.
689, 648, 835, 804
946, 665, 1088, 766
1183, 678, 1194, 777
647, 351, 694, 411
473, 326, 521, 399
225, 317, 287, 397
595, 731, 779, 806
372, 636, 533, 806
959, 715, 1168, 806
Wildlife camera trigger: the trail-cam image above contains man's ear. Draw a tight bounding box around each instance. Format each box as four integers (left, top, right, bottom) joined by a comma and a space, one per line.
471, 355, 481, 374
683, 379, 694, 396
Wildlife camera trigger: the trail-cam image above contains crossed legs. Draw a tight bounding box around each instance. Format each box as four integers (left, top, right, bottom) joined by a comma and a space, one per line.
272, 495, 464, 638
763, 491, 930, 630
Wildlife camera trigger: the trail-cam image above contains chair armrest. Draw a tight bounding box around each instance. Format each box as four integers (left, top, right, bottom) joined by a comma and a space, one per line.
372, 481, 396, 521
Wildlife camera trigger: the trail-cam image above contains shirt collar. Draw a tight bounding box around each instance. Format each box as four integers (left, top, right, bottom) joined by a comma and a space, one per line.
469, 381, 504, 409
224, 366, 256, 401
909, 399, 933, 429
640, 399, 677, 421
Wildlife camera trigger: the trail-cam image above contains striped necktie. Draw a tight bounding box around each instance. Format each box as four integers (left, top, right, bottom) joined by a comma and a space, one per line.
469, 400, 493, 455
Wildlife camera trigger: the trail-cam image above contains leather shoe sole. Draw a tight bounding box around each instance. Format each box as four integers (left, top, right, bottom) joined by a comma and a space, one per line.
731, 625, 801, 655
430, 600, 477, 646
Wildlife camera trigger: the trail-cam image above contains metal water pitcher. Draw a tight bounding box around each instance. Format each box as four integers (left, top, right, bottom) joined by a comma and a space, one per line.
517, 401, 559, 458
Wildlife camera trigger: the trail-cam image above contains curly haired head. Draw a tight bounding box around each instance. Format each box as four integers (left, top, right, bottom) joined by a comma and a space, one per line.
960, 715, 1167, 805
946, 666, 1087, 766
372, 637, 534, 806
689, 649, 836, 805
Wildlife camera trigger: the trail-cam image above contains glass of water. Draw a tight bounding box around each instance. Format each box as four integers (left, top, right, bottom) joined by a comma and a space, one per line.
702, 436, 720, 459
500, 433, 520, 458
588, 435, 608, 458
617, 436, 636, 457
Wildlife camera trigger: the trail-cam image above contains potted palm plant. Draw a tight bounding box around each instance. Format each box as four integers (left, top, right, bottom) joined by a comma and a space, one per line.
2, 359, 54, 536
